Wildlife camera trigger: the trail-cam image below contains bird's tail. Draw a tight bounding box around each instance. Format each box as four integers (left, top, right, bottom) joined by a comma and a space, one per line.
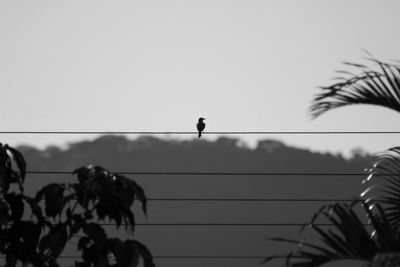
198, 132, 202, 138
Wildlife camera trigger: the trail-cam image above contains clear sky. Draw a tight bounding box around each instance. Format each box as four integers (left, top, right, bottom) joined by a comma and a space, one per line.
1, 0, 400, 156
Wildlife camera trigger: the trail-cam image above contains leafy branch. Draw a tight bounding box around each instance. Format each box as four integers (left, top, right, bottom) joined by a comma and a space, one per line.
0, 144, 155, 267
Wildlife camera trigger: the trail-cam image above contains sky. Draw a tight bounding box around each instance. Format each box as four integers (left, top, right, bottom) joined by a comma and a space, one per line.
1, 0, 400, 156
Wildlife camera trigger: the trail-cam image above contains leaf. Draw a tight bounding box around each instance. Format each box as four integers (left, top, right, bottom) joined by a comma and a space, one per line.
310, 57, 400, 118
73, 165, 109, 185
5, 221, 42, 264
0, 167, 11, 193
115, 240, 140, 267
121, 240, 155, 267
112, 175, 147, 218
112, 175, 134, 207
20, 222, 42, 253
5, 145, 26, 184
0, 143, 9, 167
362, 147, 400, 230
23, 196, 45, 223
0, 145, 26, 194
264, 203, 398, 266
95, 201, 108, 220
39, 224, 68, 258
36, 183, 66, 218
74, 180, 100, 209
4, 193, 24, 222
81, 245, 96, 264
121, 207, 135, 232
73, 166, 92, 184
125, 177, 147, 215
95, 200, 123, 228
0, 197, 11, 226
82, 223, 107, 249
81, 244, 109, 267
78, 237, 90, 251
108, 239, 155, 267
70, 214, 84, 236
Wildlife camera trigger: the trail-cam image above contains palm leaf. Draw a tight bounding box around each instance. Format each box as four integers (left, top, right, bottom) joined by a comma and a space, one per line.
264, 202, 400, 266
310, 58, 400, 118
362, 147, 400, 230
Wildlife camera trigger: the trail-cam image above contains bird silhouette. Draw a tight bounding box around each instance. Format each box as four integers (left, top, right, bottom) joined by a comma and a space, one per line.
197, 117, 206, 138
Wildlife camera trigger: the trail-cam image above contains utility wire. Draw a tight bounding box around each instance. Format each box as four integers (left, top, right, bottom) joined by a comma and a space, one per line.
34, 197, 362, 202
1, 131, 400, 134
0, 256, 290, 259
26, 171, 384, 176
146, 198, 358, 202
96, 223, 366, 226
148, 256, 294, 260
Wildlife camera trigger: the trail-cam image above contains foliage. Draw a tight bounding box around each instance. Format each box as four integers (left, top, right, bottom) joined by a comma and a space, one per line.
263, 202, 400, 266
265, 57, 400, 266
0, 143, 154, 267
362, 147, 400, 231
309, 57, 400, 118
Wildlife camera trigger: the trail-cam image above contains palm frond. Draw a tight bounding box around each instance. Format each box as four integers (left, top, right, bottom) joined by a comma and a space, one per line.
362, 147, 400, 230
310, 58, 400, 118
264, 202, 400, 266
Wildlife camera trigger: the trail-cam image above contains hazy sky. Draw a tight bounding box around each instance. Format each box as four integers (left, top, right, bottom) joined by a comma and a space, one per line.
2, 0, 400, 156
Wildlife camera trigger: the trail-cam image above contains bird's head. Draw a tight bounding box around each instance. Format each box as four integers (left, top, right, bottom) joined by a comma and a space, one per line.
198, 117, 205, 122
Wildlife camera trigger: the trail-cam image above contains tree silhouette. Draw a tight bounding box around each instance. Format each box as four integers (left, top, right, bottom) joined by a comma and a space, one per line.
265, 57, 400, 266
0, 143, 154, 267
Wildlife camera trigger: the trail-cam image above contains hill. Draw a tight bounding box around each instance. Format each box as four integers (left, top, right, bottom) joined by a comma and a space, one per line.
16, 136, 373, 267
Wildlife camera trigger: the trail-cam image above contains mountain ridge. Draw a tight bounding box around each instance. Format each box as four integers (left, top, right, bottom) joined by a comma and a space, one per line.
12, 135, 375, 267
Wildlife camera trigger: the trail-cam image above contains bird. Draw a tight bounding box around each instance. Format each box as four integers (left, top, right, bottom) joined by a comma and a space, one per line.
196, 117, 206, 138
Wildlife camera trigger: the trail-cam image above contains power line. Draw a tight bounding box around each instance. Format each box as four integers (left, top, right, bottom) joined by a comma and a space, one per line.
146, 198, 358, 202
34, 197, 362, 202
1, 130, 400, 135
0, 256, 287, 259
97, 223, 365, 226
153, 256, 281, 259
153, 256, 298, 259
26, 171, 379, 176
